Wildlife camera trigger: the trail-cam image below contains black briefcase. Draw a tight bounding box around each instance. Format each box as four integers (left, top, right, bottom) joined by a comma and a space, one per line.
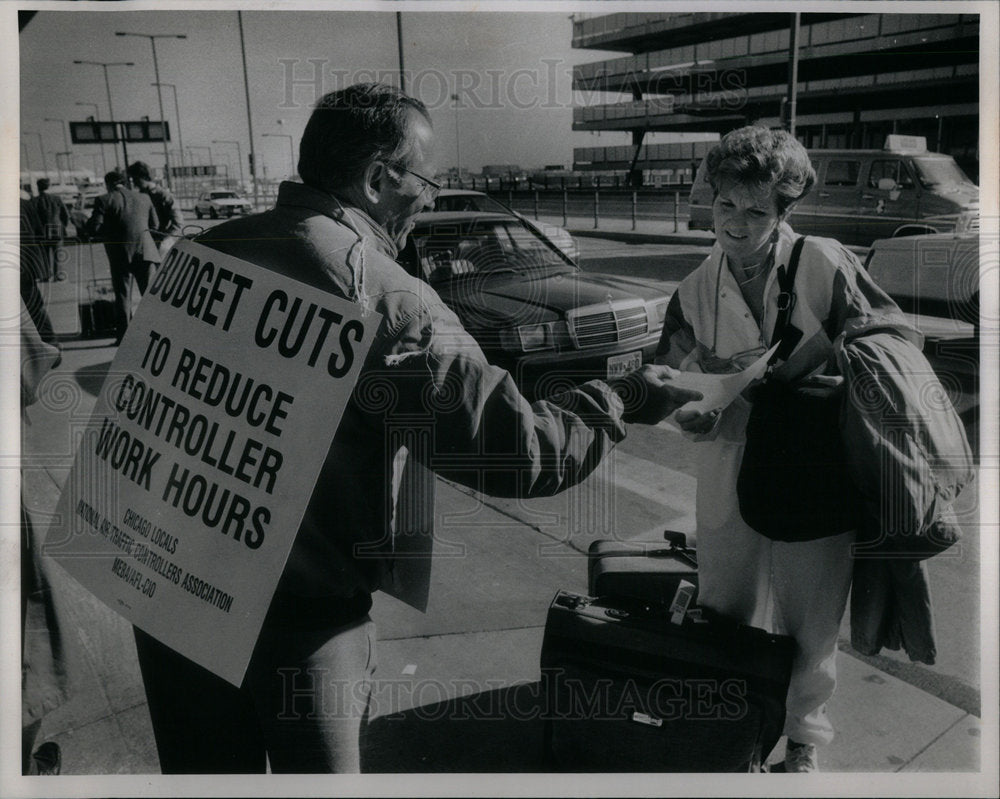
587, 530, 698, 608
540, 591, 794, 772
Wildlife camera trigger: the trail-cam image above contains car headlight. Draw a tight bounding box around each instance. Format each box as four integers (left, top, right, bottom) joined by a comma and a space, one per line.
499, 322, 562, 352
645, 298, 669, 330
956, 212, 978, 232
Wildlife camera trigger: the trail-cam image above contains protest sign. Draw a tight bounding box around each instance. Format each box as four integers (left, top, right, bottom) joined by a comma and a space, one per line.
44, 239, 379, 686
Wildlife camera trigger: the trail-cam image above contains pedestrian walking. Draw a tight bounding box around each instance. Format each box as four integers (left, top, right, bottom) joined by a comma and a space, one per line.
127, 160, 184, 256
19, 195, 58, 348
85, 169, 160, 345
31, 178, 69, 282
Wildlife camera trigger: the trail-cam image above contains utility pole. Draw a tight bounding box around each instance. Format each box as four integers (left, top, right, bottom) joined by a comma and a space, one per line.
238, 11, 259, 209
73, 60, 135, 169
213, 140, 246, 189
451, 94, 461, 182
153, 82, 186, 194
786, 13, 800, 137
75, 102, 107, 174
396, 12, 406, 93
116, 31, 187, 188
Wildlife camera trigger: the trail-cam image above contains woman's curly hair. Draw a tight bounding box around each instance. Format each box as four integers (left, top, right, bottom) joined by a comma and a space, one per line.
705, 126, 816, 214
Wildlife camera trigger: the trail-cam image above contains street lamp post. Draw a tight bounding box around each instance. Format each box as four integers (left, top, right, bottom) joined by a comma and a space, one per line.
73, 60, 135, 169
451, 93, 462, 184
23, 131, 48, 180
152, 81, 185, 196
262, 133, 295, 179
74, 102, 107, 174
115, 31, 187, 190
237, 11, 259, 209
44, 117, 73, 178
212, 140, 246, 189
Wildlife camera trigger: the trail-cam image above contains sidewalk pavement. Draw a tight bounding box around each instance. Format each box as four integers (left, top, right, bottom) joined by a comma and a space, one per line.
14, 241, 987, 788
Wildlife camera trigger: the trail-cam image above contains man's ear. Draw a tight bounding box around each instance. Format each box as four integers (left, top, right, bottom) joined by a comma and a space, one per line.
361, 160, 387, 204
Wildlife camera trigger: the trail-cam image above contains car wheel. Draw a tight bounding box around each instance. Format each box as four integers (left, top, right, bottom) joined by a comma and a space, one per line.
210, 208, 218, 219
195, 209, 203, 219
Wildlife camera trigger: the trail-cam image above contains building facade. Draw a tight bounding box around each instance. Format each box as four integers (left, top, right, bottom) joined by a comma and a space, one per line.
571, 12, 979, 184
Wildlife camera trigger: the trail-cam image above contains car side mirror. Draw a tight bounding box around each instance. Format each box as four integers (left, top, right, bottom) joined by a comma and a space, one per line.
877, 177, 898, 191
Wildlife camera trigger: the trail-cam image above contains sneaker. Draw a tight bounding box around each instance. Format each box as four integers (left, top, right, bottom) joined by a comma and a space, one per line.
781, 740, 818, 773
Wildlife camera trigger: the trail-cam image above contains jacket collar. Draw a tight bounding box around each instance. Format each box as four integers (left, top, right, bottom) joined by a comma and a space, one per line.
275, 181, 399, 258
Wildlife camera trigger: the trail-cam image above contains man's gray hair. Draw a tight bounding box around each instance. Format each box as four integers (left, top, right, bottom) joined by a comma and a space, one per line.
298, 83, 431, 193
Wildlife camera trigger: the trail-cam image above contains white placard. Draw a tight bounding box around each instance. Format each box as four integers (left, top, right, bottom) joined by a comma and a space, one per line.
44, 239, 379, 687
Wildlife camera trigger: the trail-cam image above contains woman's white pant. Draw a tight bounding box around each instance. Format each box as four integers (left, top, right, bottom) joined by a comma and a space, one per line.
695, 437, 855, 747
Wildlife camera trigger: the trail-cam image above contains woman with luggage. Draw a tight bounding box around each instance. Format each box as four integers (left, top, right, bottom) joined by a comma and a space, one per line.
655, 126, 915, 772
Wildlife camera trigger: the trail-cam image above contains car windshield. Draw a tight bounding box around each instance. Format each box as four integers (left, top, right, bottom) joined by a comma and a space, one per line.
434, 194, 511, 214
912, 157, 976, 189
211, 191, 238, 199
411, 219, 574, 283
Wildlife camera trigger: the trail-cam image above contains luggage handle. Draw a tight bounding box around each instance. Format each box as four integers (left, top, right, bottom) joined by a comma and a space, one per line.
662, 529, 697, 568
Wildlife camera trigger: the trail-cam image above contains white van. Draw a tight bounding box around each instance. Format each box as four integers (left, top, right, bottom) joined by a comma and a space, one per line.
689, 136, 979, 248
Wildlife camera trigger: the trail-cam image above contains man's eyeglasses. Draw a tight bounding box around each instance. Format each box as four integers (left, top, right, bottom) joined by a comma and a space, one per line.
384, 161, 442, 200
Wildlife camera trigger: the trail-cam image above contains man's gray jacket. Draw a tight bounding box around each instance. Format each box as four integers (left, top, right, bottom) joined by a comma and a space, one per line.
196, 181, 629, 605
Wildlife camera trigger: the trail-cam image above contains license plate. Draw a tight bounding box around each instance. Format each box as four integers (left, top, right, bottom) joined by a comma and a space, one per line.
607, 350, 642, 380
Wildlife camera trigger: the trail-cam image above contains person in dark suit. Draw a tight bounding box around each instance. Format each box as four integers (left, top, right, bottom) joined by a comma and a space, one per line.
31, 178, 69, 282
127, 161, 184, 255
20, 196, 58, 346
86, 169, 160, 344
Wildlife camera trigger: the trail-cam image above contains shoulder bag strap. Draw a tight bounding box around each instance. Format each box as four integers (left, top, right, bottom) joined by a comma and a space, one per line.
768, 236, 807, 366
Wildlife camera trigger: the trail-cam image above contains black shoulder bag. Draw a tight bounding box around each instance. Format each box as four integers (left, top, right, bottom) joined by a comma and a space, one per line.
736, 237, 861, 541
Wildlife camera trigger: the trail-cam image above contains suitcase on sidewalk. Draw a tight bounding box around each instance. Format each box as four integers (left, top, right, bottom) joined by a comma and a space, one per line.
540, 590, 795, 772
79, 278, 116, 339
588, 530, 698, 608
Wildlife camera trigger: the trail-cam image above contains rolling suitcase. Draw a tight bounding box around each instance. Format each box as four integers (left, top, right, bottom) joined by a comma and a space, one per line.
80, 278, 116, 339
588, 529, 698, 608
78, 242, 117, 340
540, 590, 795, 772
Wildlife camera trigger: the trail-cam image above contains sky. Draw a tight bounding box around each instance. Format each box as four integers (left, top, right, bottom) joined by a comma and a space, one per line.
18, 7, 657, 180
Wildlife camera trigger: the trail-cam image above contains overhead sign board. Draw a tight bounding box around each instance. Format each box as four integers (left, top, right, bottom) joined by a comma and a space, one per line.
70, 121, 120, 144
69, 120, 171, 144
171, 165, 218, 177
123, 120, 170, 143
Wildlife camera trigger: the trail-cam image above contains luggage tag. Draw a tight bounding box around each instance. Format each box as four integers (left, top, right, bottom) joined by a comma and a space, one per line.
668, 579, 697, 625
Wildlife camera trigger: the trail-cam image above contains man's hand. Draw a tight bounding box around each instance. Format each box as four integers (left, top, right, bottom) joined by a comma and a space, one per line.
675, 408, 721, 435
610, 364, 703, 425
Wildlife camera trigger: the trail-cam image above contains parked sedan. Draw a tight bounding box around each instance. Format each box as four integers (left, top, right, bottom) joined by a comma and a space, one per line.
194, 190, 253, 219
433, 188, 580, 263
399, 211, 669, 398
